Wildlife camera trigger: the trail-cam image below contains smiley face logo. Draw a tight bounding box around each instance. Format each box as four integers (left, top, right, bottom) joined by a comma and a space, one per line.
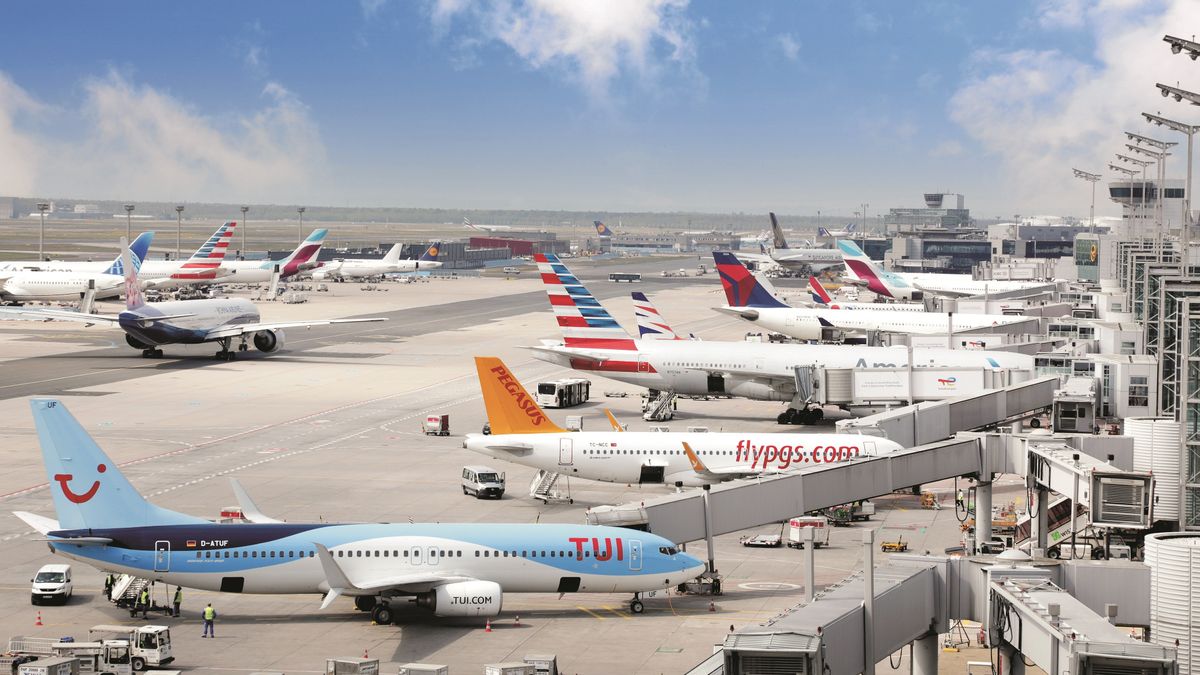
54, 463, 106, 504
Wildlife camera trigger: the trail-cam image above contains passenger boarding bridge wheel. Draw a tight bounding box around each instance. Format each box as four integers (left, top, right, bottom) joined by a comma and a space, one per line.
630, 599, 644, 614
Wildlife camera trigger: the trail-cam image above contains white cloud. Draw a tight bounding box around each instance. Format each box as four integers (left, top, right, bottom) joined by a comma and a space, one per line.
1037, 0, 1143, 29
429, 0, 700, 101
948, 0, 1200, 214
0, 69, 326, 203
777, 33, 801, 62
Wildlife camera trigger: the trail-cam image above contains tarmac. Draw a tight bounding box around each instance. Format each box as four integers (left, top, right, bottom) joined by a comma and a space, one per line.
0, 254, 1016, 673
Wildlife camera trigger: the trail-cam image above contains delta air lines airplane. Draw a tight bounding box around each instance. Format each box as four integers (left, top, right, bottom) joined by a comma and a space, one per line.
15, 399, 705, 623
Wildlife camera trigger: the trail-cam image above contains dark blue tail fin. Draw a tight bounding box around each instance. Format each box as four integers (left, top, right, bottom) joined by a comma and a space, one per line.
103, 232, 154, 275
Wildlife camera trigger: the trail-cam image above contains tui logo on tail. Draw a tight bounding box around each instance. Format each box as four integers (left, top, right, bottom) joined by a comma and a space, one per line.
54, 464, 106, 504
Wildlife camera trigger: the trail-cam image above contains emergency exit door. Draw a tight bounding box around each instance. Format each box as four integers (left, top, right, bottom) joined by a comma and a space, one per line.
559, 438, 573, 466
154, 540, 170, 572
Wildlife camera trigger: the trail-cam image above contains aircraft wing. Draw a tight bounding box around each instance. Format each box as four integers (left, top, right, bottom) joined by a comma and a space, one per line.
313, 543, 475, 608
0, 307, 121, 326
203, 317, 386, 341
731, 251, 775, 265
523, 344, 612, 364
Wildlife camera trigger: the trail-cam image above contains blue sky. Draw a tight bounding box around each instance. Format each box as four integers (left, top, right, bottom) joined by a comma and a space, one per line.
1, 1, 1197, 218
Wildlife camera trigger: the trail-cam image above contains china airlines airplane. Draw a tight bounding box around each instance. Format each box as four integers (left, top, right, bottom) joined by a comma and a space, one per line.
465, 357, 903, 487
838, 240, 1053, 300
0, 239, 386, 360
527, 253, 1033, 424
712, 252, 1030, 337
14, 399, 704, 623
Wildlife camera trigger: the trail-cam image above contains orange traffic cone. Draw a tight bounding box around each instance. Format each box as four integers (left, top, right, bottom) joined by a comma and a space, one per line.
35, 611, 43, 627
708, 601, 716, 613
485, 619, 492, 633
363, 649, 368, 659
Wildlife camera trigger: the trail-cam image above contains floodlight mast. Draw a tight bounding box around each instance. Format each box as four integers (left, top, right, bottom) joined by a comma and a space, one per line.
1144, 111, 1200, 271
1073, 169, 1101, 234
1125, 143, 1172, 228
1164, 35, 1200, 60
1110, 163, 1141, 236
1117, 154, 1153, 232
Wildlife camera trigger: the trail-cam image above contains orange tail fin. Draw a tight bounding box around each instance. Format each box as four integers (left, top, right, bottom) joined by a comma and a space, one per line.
475, 357, 565, 435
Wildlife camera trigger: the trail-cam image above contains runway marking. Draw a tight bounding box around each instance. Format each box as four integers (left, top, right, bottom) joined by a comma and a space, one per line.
602, 605, 632, 620
0, 366, 129, 390
577, 606, 607, 620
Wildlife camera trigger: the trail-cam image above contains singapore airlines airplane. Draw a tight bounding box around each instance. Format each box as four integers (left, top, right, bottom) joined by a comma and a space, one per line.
735, 213, 843, 272
312, 242, 442, 281
15, 399, 704, 623
465, 357, 904, 487
0, 239, 386, 359
712, 252, 1030, 338
838, 240, 1053, 300
526, 253, 1033, 423
0, 233, 153, 302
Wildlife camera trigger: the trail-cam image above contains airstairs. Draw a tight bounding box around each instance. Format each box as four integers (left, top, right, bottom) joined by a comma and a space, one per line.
642, 391, 677, 421
529, 470, 572, 504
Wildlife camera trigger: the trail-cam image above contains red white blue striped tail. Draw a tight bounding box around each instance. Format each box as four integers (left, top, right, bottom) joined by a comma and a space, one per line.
534, 253, 636, 350
632, 291, 683, 340
172, 221, 236, 280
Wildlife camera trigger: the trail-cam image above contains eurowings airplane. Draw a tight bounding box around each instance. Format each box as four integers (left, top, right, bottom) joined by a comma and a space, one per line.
313, 242, 443, 281
736, 213, 842, 272
465, 357, 903, 487
838, 240, 1054, 300
0, 233, 153, 302
712, 252, 1030, 337
213, 229, 328, 283
14, 398, 704, 623
0, 239, 386, 359
526, 253, 1033, 423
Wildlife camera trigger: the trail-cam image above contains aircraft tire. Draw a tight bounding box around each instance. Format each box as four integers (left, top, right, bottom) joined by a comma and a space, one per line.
371, 604, 393, 624
630, 599, 644, 614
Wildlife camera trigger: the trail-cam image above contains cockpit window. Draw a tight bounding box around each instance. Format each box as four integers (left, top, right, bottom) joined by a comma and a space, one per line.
658, 546, 678, 556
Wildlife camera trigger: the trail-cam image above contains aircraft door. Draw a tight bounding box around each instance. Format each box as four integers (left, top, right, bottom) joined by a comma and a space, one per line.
427, 546, 440, 566
628, 540, 643, 571
637, 357, 652, 373
864, 440, 876, 457
559, 438, 573, 466
409, 546, 423, 565
154, 541, 170, 572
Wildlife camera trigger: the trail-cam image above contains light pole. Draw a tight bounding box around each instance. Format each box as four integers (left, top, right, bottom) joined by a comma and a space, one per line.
861, 203, 869, 235
1072, 169, 1101, 233
297, 207, 306, 245
123, 204, 135, 243
1144, 112, 1200, 252
36, 202, 49, 261
1109, 164, 1139, 236
1117, 154, 1153, 233
1125, 143, 1173, 229
1126, 132, 1176, 228
240, 206, 249, 256
175, 205, 185, 260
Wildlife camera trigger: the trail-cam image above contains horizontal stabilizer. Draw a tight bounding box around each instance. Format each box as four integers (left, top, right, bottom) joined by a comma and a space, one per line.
13, 511, 59, 534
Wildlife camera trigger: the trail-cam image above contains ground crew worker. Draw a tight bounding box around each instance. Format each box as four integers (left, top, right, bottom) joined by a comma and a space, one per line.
173, 587, 182, 617
956, 488, 965, 510
202, 603, 216, 638
138, 587, 150, 619
103, 575, 113, 599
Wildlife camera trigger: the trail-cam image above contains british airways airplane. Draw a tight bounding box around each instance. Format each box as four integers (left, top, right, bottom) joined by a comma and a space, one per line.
15, 399, 704, 623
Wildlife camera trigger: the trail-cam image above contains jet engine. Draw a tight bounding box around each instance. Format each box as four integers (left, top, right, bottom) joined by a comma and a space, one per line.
252, 329, 285, 353
125, 334, 152, 350
416, 581, 502, 617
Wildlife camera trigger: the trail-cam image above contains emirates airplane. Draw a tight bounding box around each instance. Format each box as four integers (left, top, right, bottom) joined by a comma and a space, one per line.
527, 254, 1033, 424
465, 357, 903, 487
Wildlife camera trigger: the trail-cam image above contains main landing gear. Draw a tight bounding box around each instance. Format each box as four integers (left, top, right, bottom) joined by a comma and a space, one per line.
214, 337, 236, 361
355, 595, 394, 624
141, 348, 163, 359
778, 407, 824, 425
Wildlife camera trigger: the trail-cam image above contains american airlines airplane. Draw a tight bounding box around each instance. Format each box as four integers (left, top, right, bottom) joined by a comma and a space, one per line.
0, 239, 386, 359
527, 253, 1033, 423
312, 242, 442, 281
138, 222, 237, 289
0, 233, 153, 302
15, 398, 705, 622
213, 229, 328, 284
712, 252, 1030, 337
839, 241, 1053, 300
465, 357, 904, 487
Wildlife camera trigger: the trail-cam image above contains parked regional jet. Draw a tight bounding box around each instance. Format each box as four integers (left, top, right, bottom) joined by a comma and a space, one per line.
465, 357, 903, 487
0, 233, 153, 303
527, 254, 1033, 424
838, 241, 1054, 300
213, 229, 328, 283
0, 239, 386, 359
736, 213, 843, 272
15, 398, 704, 622
312, 242, 442, 281
712, 252, 1030, 337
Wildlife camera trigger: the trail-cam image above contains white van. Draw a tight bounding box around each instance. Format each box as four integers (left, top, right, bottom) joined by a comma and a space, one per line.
31, 564, 73, 605
462, 466, 505, 499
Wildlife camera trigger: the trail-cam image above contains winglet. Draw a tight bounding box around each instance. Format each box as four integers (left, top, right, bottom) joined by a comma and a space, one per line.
682, 442, 708, 474
474, 357, 566, 435
604, 409, 624, 432
229, 479, 283, 524
314, 542, 356, 609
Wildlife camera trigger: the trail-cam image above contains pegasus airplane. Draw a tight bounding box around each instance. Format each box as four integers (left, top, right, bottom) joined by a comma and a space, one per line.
0, 233, 153, 303
0, 239, 386, 359
313, 242, 443, 281
465, 357, 903, 487
15, 399, 704, 622
838, 240, 1053, 300
713, 253, 1029, 338
527, 253, 1033, 423
214, 229, 329, 284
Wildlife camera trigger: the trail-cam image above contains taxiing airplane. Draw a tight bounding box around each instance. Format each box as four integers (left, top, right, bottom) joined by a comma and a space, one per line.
213, 229, 328, 284
527, 253, 1033, 423
464, 217, 512, 233
15, 398, 704, 622
0, 239, 386, 359
0, 233, 153, 303
713, 253, 1029, 338
312, 242, 443, 281
838, 241, 1054, 300
465, 357, 903, 487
